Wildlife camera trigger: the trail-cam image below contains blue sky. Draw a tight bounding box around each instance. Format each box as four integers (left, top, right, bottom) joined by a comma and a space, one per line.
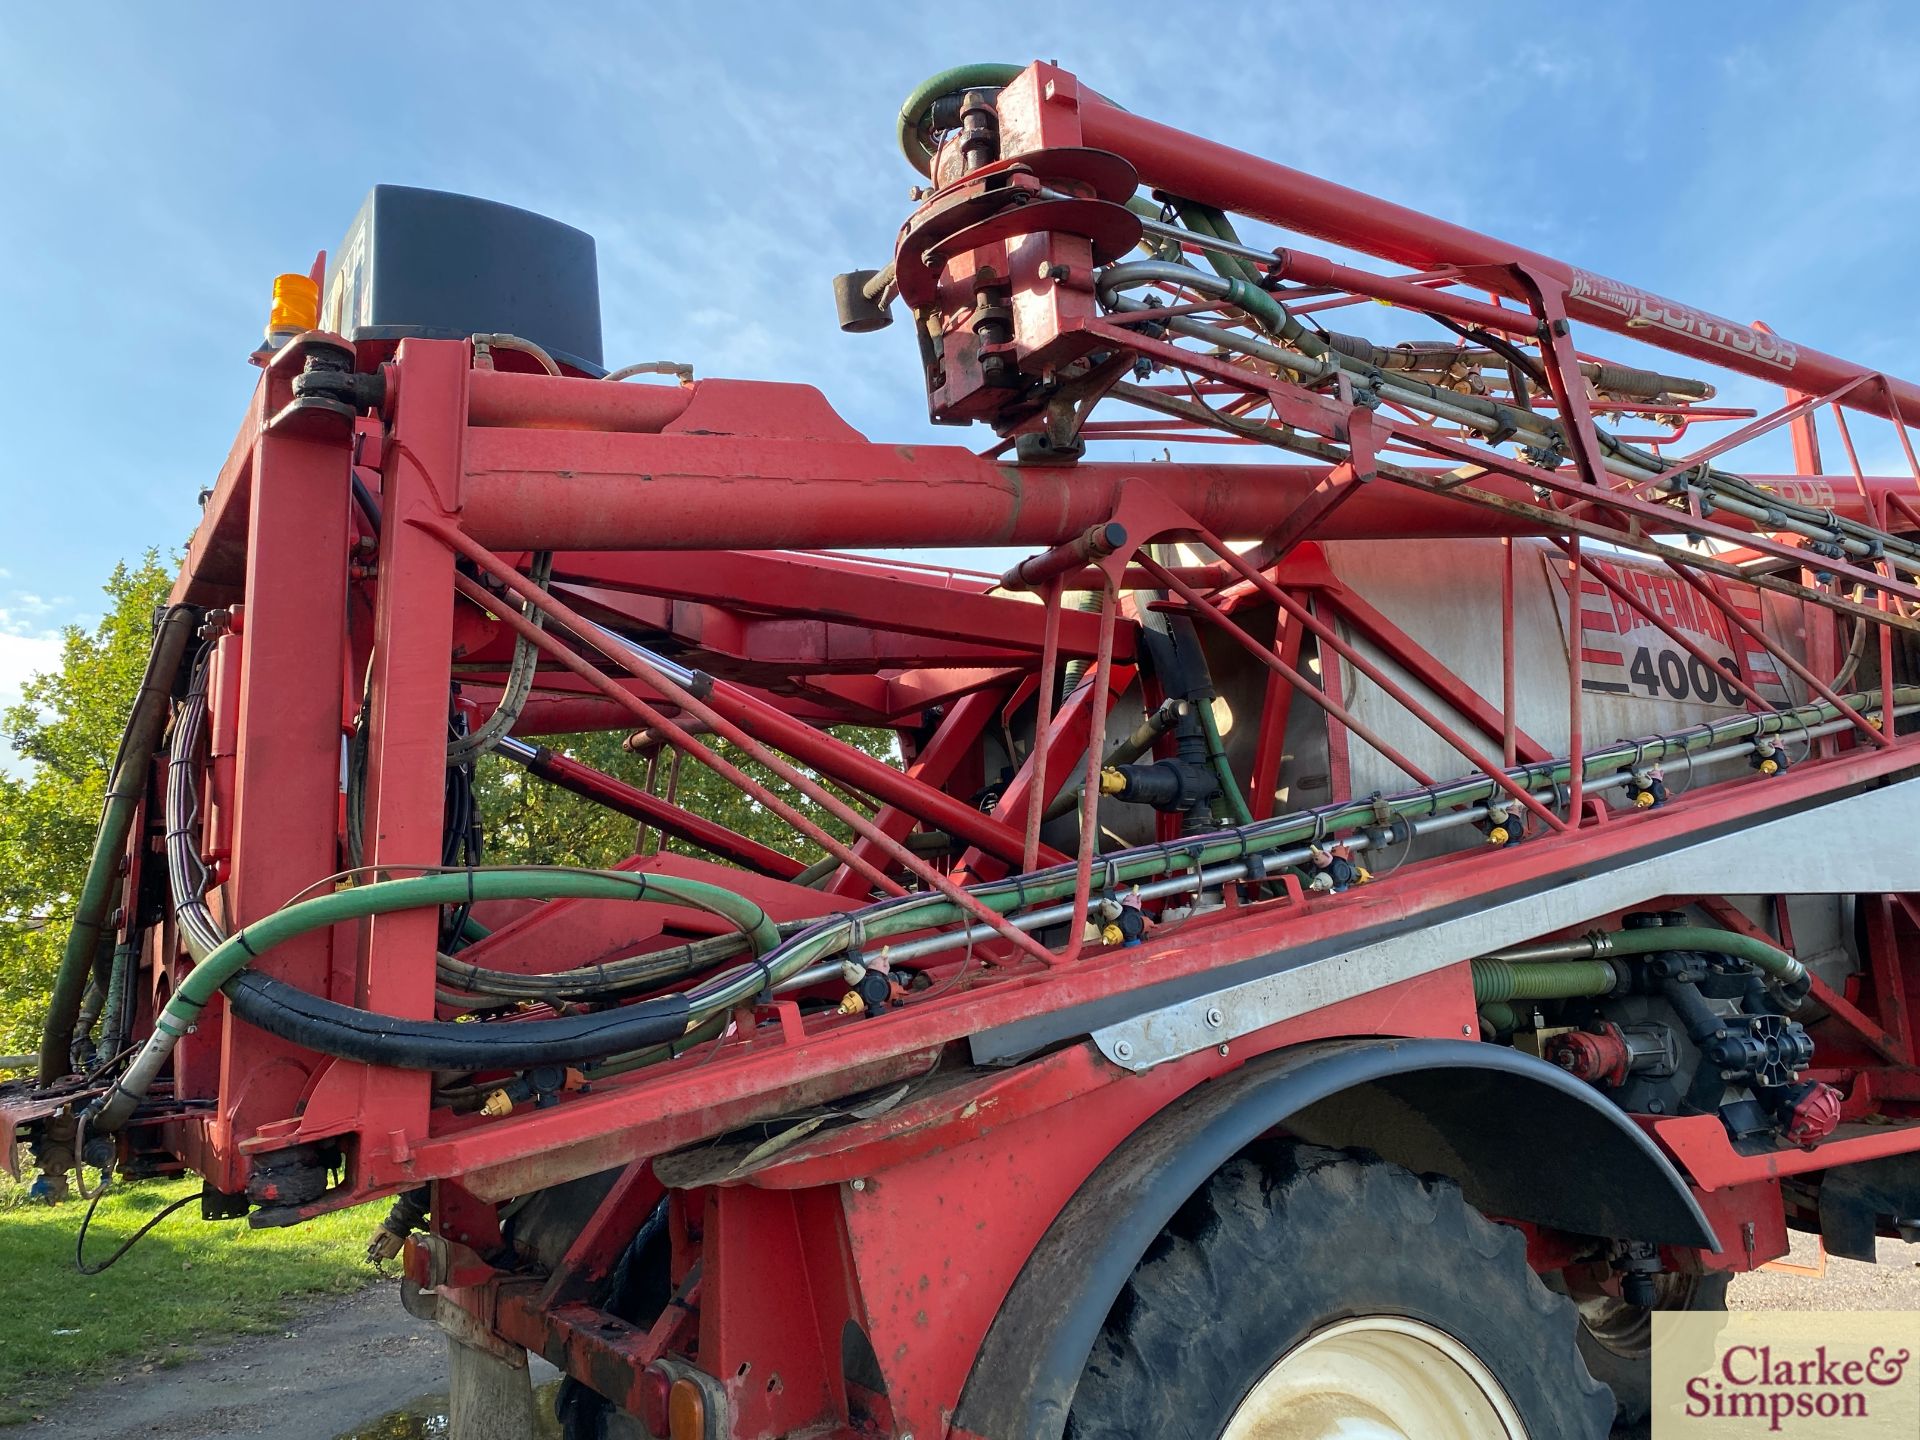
2, 3, 1918, 756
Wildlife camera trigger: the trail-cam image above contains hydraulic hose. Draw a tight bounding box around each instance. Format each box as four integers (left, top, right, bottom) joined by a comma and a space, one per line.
447, 551, 553, 766
1196, 699, 1255, 827
40, 605, 197, 1083
166, 654, 224, 960
91, 869, 780, 1130
1098, 266, 1920, 578
437, 916, 822, 1002
128, 674, 1904, 1121
221, 970, 691, 1072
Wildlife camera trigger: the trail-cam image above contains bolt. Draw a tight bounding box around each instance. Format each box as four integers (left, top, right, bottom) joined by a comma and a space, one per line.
850, 1177, 867, 1192
1218, 1044, 1230, 1057
1462, 1024, 1473, 1037
1205, 1007, 1224, 1028
1113, 1040, 1134, 1061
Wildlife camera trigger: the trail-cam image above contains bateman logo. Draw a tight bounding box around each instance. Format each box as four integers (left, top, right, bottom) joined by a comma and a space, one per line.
1653, 1312, 1920, 1438
1570, 269, 1800, 372
1684, 1344, 1910, 1431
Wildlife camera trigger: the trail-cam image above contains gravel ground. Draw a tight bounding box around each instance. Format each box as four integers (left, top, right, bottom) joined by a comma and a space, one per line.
1730, 1231, 1920, 1309
17, 1286, 558, 1440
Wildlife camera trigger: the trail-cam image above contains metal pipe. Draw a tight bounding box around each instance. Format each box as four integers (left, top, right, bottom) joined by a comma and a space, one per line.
468, 368, 694, 432
491, 736, 804, 879
455, 442, 1456, 552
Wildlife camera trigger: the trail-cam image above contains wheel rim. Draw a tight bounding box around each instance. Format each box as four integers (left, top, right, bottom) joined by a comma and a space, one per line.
1571, 1271, 1698, 1359
1220, 1315, 1531, 1440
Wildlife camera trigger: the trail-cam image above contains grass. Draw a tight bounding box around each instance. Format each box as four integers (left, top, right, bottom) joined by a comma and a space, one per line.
0, 1170, 380, 1424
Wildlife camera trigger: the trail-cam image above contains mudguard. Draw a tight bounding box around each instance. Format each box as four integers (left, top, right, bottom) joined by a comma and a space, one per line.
953, 1037, 1715, 1440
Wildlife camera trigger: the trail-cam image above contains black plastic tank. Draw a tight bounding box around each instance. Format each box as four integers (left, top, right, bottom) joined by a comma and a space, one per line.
321, 185, 603, 372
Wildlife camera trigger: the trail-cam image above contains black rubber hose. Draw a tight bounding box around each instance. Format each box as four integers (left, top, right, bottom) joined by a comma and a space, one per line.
223, 970, 692, 1069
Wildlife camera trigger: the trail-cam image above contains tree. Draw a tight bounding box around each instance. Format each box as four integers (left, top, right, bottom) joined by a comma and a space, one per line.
472, 724, 901, 869
0, 553, 173, 1062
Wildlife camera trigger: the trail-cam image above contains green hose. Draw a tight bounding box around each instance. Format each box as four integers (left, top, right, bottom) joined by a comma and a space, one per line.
1471, 958, 1619, 1003
171, 870, 779, 1028
90, 868, 781, 1131
1599, 924, 1807, 989
1477, 1000, 1520, 1036
897, 63, 1025, 174
1471, 924, 1808, 1006
1171, 200, 1263, 288
41, 605, 196, 1083
1196, 699, 1255, 827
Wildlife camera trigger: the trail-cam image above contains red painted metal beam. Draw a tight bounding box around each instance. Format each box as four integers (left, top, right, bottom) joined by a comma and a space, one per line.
555, 549, 1119, 659
509, 743, 804, 880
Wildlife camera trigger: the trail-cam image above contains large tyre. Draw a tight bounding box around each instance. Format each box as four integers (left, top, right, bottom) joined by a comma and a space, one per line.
1554, 1269, 1730, 1433
1066, 1143, 1614, 1440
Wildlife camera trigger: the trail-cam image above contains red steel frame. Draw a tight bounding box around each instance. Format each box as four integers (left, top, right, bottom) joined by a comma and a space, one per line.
19, 59, 1920, 1438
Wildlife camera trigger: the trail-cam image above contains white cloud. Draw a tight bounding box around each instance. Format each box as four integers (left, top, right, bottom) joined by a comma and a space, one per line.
0, 628, 62, 776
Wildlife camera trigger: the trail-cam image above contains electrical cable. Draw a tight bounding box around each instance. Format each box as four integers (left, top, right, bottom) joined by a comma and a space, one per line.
76, 1188, 197, 1276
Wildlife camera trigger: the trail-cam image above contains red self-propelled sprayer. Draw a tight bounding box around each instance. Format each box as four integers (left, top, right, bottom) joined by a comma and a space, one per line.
9, 60, 1920, 1440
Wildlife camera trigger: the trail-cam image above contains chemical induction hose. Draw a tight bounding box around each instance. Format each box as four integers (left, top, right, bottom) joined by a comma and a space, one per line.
89, 869, 782, 1131
40, 605, 197, 1084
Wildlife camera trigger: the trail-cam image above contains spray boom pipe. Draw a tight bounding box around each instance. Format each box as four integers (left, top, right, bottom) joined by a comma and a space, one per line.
755, 695, 1920, 982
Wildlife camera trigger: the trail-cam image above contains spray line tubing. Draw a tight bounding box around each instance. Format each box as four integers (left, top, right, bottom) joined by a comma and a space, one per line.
746, 693, 1918, 984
